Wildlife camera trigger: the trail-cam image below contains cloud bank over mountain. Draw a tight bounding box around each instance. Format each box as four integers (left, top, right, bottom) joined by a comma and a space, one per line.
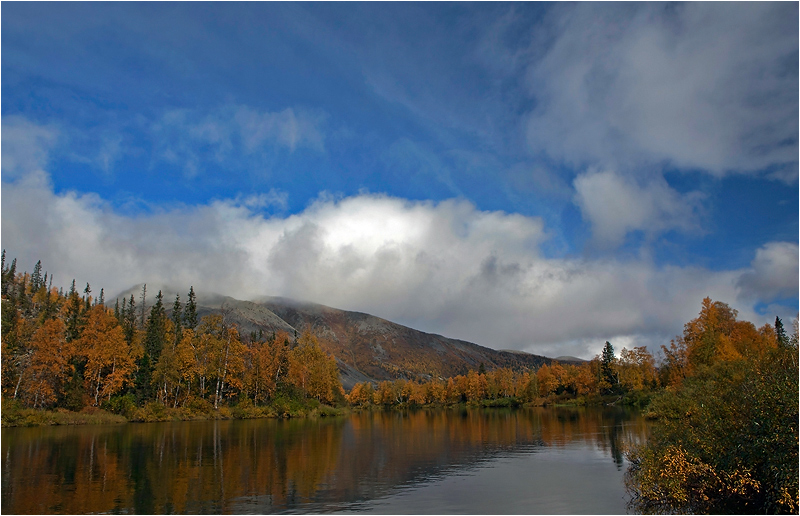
3, 162, 794, 359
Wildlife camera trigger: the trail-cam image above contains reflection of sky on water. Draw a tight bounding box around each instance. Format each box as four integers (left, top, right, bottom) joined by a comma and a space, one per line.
338, 441, 627, 514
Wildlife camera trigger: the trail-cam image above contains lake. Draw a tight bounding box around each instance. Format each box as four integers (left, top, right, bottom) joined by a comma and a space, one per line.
1, 406, 649, 514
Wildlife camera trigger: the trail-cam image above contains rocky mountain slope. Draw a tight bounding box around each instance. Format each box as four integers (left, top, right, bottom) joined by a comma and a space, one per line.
197, 295, 551, 390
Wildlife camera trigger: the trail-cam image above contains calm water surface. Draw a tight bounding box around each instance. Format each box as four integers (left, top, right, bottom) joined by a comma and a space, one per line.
1, 407, 648, 514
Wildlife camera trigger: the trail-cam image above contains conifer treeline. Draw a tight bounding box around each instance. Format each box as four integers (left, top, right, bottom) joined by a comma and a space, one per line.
1, 255, 342, 412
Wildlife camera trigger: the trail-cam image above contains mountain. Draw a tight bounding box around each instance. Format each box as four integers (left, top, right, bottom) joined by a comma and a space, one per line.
553, 356, 588, 364
196, 295, 551, 390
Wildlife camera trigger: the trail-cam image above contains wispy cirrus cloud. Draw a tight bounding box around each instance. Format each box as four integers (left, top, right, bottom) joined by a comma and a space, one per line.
152, 104, 326, 177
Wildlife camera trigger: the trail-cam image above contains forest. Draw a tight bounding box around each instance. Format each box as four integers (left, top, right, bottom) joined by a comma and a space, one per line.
0, 254, 343, 421
1, 255, 797, 513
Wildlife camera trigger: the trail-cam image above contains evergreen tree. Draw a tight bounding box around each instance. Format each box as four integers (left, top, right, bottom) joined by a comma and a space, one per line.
123, 295, 137, 346
2, 258, 17, 297
139, 290, 167, 401
31, 260, 43, 292
601, 341, 618, 393
17, 274, 31, 317
2, 258, 17, 296
83, 283, 92, 311
0, 251, 6, 297
140, 283, 147, 328
776, 316, 789, 348
183, 286, 197, 330
171, 293, 183, 349
65, 280, 83, 342
98, 288, 105, 307
1, 270, 19, 350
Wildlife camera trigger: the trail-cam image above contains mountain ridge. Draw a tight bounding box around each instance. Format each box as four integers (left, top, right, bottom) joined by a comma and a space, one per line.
110, 286, 552, 390
198, 295, 552, 389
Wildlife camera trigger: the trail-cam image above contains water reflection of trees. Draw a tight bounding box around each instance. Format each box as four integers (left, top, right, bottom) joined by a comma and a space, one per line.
1, 408, 648, 514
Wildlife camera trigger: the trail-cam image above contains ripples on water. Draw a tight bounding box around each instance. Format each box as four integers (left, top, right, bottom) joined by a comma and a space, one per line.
1, 406, 648, 514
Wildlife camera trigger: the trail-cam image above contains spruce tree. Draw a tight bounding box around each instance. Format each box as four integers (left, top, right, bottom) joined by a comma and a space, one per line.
140, 284, 147, 328
83, 283, 92, 311
144, 290, 166, 363
172, 293, 183, 349
601, 341, 618, 393
65, 280, 83, 342
776, 316, 789, 348
98, 288, 105, 307
183, 286, 197, 330
17, 274, 31, 317
2, 258, 17, 297
138, 290, 167, 402
31, 260, 43, 292
124, 295, 137, 345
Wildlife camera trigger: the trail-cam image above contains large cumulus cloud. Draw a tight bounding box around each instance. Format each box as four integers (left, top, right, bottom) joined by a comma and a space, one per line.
3, 168, 795, 359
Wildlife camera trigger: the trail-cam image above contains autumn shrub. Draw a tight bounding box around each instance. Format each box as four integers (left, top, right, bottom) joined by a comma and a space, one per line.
626, 349, 798, 514
479, 397, 521, 408
231, 396, 262, 419
1, 399, 25, 426
271, 392, 306, 418
238, 394, 282, 418
101, 394, 137, 418
185, 396, 214, 416
619, 389, 653, 409
315, 404, 345, 417
131, 401, 170, 422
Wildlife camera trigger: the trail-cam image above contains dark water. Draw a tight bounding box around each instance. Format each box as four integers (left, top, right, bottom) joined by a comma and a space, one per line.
1, 407, 648, 514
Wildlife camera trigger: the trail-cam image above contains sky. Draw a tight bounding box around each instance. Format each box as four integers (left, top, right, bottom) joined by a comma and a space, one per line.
2, 2, 798, 359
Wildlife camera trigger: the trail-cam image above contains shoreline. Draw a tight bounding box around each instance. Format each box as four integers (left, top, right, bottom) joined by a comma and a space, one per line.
1, 393, 640, 428
1, 399, 349, 428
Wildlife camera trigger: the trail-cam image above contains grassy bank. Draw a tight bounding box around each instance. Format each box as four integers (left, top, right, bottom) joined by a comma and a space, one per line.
1, 397, 349, 428
1, 400, 127, 427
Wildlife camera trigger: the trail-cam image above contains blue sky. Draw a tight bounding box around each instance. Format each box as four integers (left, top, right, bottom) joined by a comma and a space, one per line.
2, 2, 798, 358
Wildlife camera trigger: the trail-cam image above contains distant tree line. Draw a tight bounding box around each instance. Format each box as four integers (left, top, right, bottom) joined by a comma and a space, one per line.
347, 340, 662, 408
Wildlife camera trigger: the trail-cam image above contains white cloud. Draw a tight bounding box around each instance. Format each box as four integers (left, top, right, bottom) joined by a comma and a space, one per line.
573, 169, 704, 248
737, 242, 799, 303
525, 3, 798, 177
1, 116, 59, 177
5, 169, 793, 359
